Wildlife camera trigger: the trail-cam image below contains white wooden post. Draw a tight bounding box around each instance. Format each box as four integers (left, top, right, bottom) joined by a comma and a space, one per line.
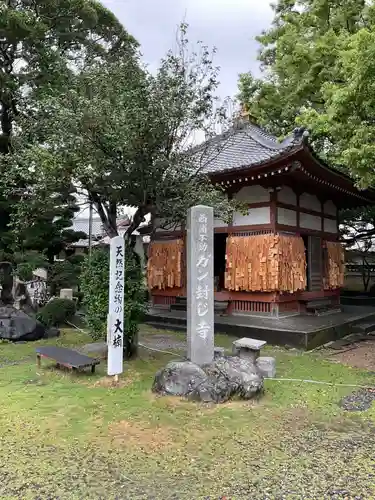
107, 236, 125, 377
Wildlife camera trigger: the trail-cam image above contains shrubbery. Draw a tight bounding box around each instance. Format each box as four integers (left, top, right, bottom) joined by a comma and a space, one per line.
37, 298, 76, 327
80, 244, 147, 358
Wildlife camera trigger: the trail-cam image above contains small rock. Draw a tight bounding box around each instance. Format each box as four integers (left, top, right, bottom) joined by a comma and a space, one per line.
256, 356, 276, 378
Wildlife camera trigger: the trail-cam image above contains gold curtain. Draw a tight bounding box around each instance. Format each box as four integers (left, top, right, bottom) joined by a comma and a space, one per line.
147, 239, 184, 290
323, 241, 345, 289
225, 234, 307, 293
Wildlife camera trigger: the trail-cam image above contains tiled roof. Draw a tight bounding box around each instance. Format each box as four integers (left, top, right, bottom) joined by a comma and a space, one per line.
193, 123, 306, 175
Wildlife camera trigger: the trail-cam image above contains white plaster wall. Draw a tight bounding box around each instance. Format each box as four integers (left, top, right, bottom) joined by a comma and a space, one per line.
277, 208, 297, 226
323, 200, 337, 217
324, 218, 338, 234
300, 213, 322, 231
214, 218, 226, 228
233, 207, 270, 226
234, 185, 270, 203
277, 186, 297, 205
300, 193, 321, 212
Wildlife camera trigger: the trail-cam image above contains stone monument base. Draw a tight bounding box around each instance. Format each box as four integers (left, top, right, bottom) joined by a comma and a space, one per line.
152, 356, 264, 404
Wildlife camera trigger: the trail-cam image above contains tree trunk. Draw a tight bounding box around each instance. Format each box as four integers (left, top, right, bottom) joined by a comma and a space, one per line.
0, 262, 14, 305
123, 331, 139, 360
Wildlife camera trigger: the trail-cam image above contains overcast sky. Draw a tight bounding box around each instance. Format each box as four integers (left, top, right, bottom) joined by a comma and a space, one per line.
80, 1, 274, 220
101, 0, 273, 101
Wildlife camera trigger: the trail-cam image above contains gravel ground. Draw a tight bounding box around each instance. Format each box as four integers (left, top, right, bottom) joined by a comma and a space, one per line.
340, 388, 375, 411
139, 333, 187, 353
330, 340, 375, 371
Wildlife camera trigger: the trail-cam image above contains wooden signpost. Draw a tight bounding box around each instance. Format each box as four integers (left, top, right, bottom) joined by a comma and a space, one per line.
107, 236, 125, 380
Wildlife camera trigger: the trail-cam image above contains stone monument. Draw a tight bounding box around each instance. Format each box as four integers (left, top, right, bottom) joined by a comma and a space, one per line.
187, 205, 214, 365
60, 289, 73, 300
152, 205, 265, 404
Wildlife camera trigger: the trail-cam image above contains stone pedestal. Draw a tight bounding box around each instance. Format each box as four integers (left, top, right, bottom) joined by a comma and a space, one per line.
60, 289, 73, 300
232, 338, 267, 362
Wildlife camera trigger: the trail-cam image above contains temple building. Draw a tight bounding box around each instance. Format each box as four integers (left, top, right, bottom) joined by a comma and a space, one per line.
147, 119, 375, 319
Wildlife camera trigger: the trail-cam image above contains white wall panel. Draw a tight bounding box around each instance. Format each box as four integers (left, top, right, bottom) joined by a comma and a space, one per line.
278, 186, 297, 205
234, 185, 270, 203
300, 213, 321, 231
323, 200, 337, 217
233, 207, 270, 226
300, 193, 321, 212
324, 218, 338, 234
277, 208, 297, 226
214, 218, 226, 228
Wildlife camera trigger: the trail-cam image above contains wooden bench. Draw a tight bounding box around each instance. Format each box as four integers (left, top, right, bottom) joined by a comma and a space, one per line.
36, 346, 100, 374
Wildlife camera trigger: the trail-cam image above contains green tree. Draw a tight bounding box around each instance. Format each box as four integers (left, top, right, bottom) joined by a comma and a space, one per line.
238, 0, 369, 150
238, 0, 375, 242
9, 24, 235, 241
0, 0, 136, 303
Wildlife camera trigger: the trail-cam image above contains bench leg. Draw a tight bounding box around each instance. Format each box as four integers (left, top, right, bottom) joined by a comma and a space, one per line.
37, 354, 41, 368
91, 365, 96, 374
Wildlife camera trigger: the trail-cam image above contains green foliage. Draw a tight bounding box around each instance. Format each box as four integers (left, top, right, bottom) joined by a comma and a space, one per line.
238, 0, 375, 242
14, 251, 48, 281
0, 0, 137, 298
47, 260, 80, 296
9, 23, 236, 240
80, 246, 147, 357
37, 298, 76, 327
238, 0, 372, 163
80, 249, 109, 340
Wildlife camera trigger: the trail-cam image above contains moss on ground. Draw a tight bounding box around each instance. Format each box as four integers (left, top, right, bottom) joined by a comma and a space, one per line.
0, 327, 374, 499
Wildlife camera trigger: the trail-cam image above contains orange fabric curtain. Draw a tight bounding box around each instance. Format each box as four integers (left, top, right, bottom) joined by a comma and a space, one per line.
323, 241, 345, 289
225, 234, 307, 293
147, 239, 184, 290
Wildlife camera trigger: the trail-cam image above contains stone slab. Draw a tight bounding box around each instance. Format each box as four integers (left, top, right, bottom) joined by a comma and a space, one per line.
146, 305, 375, 350
256, 356, 276, 378
233, 337, 267, 351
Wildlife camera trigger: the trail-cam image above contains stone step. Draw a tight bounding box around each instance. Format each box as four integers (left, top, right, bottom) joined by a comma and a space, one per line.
306, 305, 340, 313
305, 299, 333, 309
313, 307, 341, 317
176, 297, 187, 305
170, 303, 187, 312
171, 301, 228, 313
352, 322, 375, 334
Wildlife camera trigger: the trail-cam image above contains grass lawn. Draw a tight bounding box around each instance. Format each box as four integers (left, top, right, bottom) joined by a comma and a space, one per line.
0, 327, 375, 499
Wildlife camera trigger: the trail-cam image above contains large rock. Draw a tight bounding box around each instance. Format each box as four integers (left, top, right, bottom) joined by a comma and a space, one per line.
152, 356, 264, 404
0, 306, 46, 342
153, 361, 207, 396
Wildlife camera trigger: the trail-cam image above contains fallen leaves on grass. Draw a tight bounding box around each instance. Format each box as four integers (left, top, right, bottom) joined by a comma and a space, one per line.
109, 419, 175, 453
89, 370, 140, 389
